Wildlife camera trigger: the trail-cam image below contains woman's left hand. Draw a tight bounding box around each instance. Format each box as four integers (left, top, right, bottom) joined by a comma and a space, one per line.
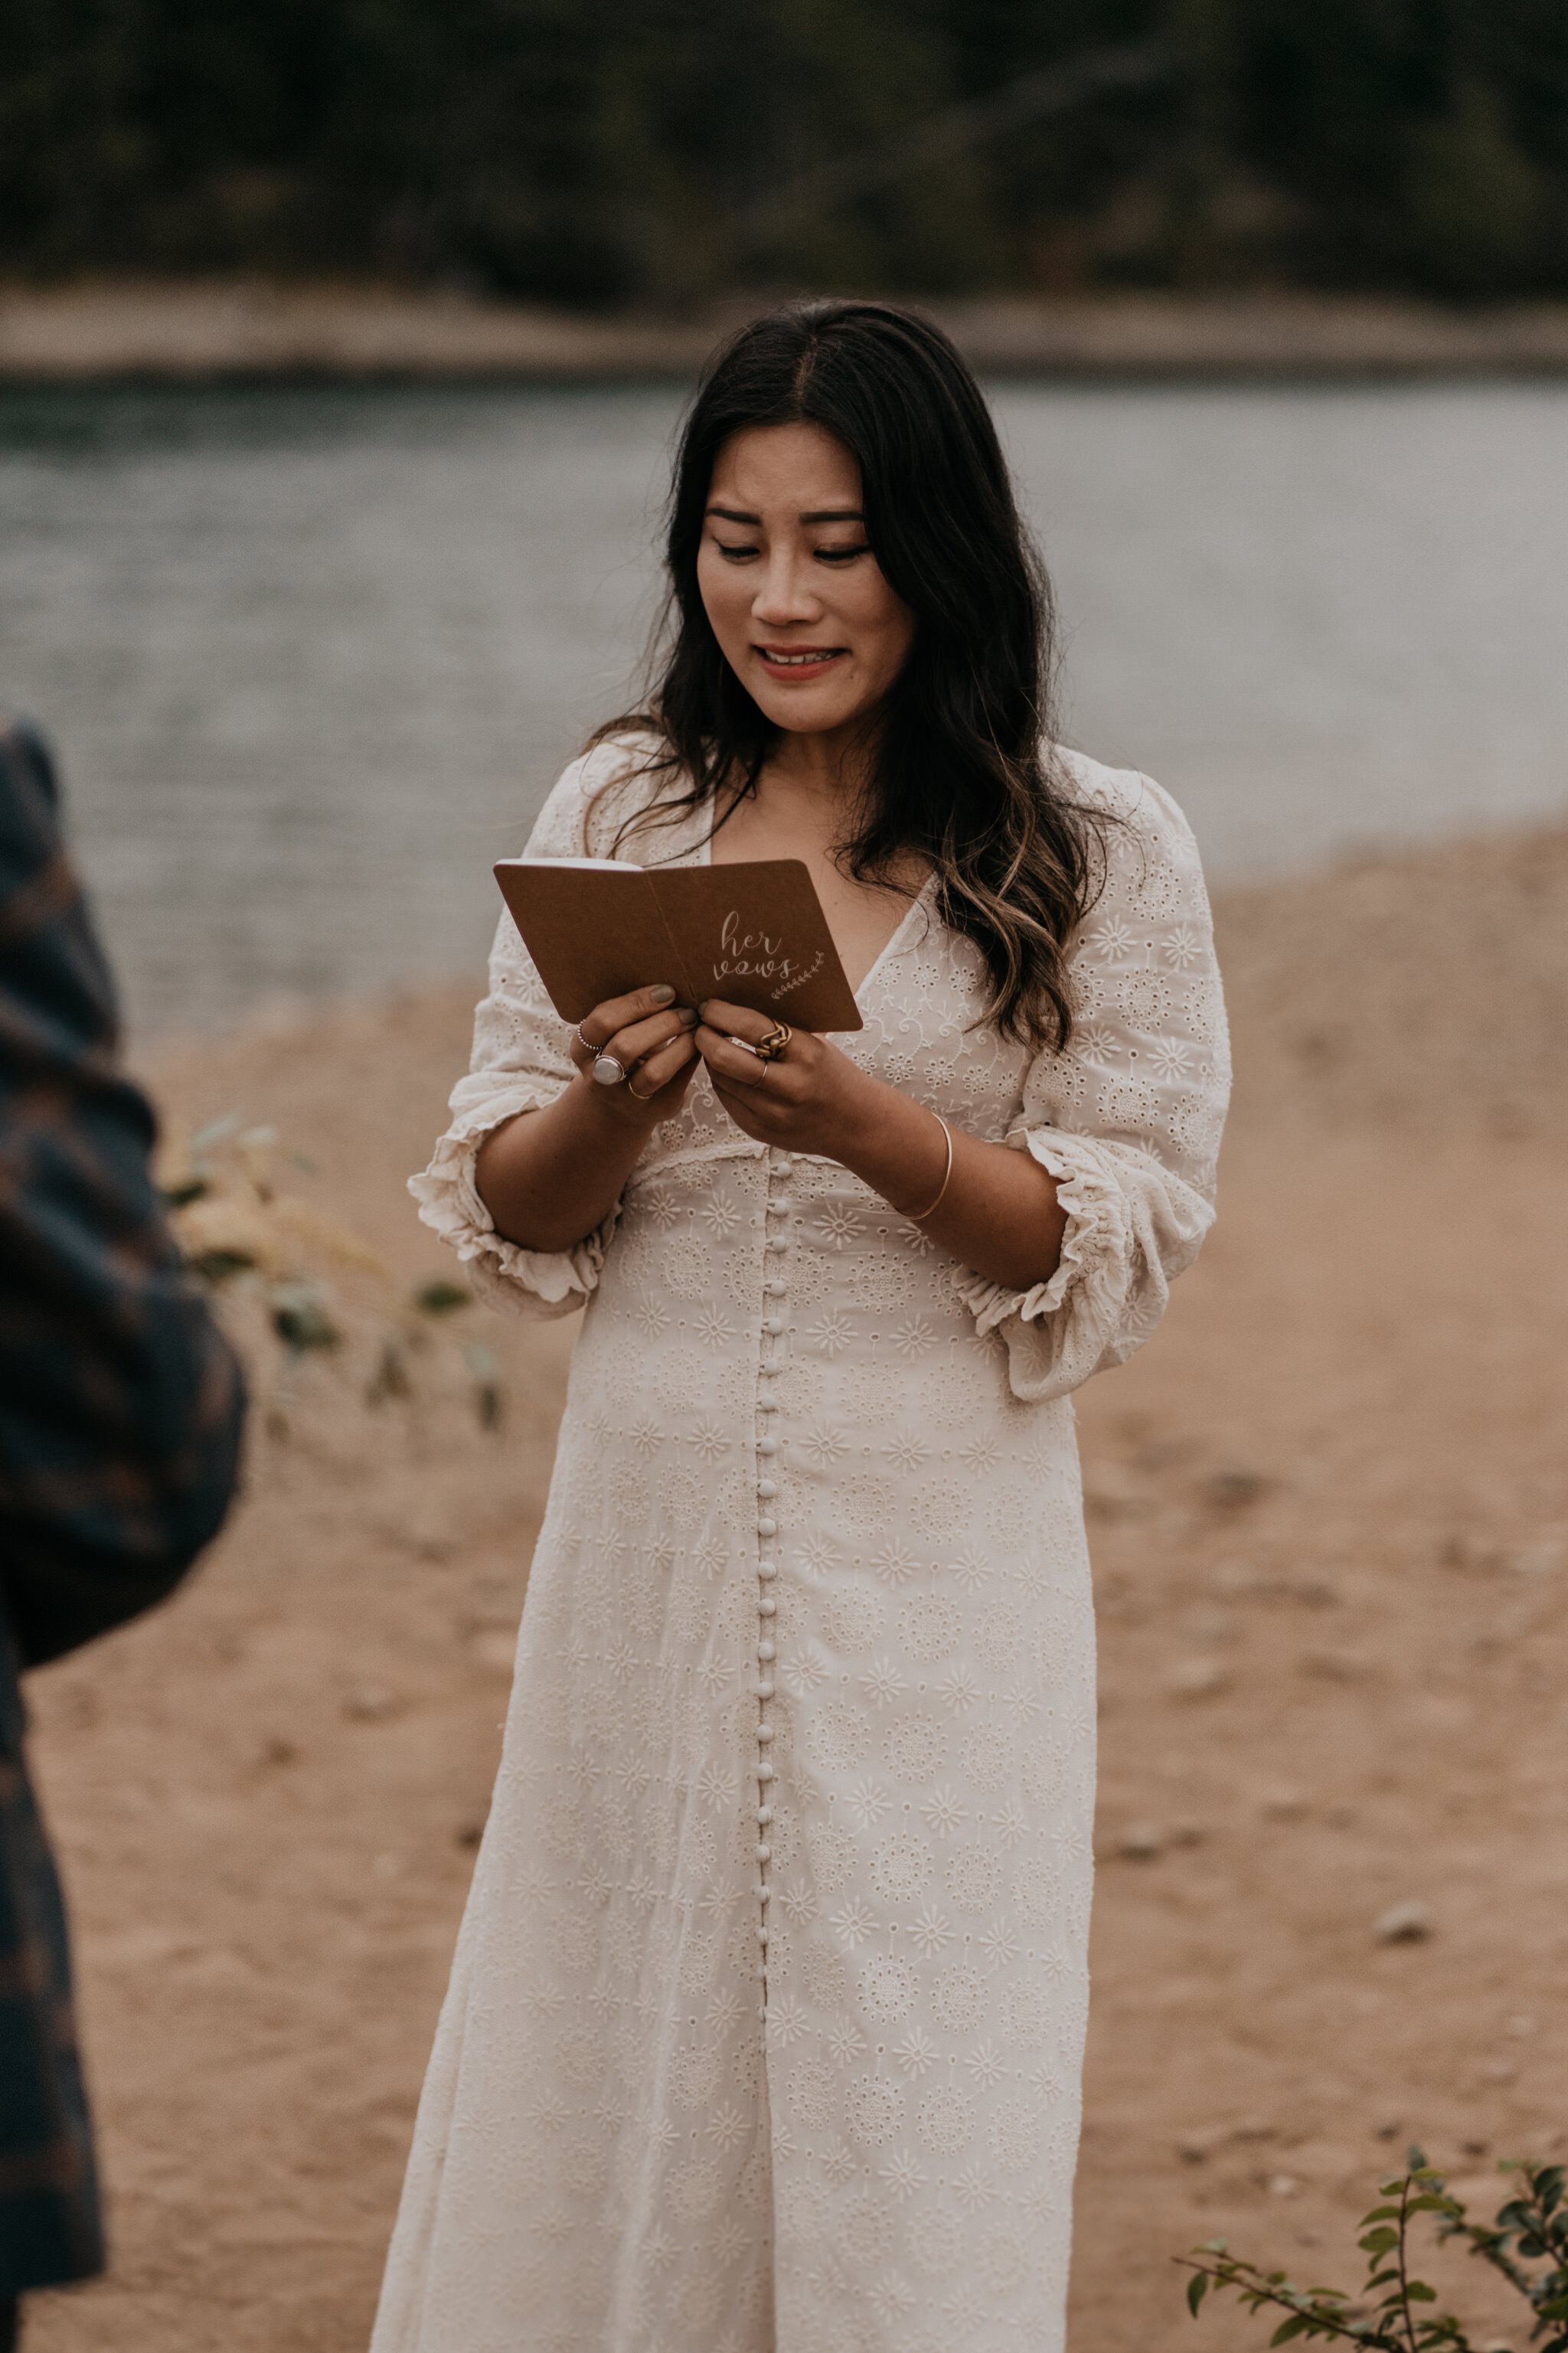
696, 998, 1067, 1286
695, 1000, 888, 1165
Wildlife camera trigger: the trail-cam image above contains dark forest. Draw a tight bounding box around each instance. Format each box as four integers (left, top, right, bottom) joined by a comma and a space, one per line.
4, 0, 1566, 303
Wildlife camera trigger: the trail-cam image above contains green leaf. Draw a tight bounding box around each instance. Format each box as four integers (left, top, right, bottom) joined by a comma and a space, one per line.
1404, 2280, 1436, 2302
190, 1245, 256, 1283
191, 1112, 242, 1152
413, 1278, 472, 1315
1360, 2230, 1399, 2257
1187, 2272, 1208, 2316
270, 1284, 341, 1352
1269, 2321, 1313, 2345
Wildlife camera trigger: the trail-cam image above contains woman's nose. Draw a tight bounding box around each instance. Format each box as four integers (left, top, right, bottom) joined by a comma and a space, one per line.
750, 550, 822, 626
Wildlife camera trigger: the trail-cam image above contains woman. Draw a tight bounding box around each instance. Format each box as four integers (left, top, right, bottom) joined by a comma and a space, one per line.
374, 300, 1229, 2353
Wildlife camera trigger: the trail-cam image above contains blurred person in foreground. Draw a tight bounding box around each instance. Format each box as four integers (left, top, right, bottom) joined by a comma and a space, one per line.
0, 717, 245, 2347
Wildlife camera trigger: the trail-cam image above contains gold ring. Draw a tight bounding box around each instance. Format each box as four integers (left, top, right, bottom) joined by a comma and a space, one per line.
627, 1074, 658, 1103
755, 1022, 792, 1063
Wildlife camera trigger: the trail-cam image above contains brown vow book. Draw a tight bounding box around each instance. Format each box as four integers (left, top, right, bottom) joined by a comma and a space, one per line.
494, 858, 864, 1033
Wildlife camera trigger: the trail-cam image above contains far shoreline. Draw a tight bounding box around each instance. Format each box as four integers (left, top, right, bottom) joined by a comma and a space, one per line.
5, 279, 1568, 384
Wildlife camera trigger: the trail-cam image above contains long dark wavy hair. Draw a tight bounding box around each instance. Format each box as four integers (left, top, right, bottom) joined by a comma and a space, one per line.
594, 298, 1106, 1050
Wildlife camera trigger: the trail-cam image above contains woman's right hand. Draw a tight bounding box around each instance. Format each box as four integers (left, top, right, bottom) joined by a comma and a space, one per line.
567, 983, 701, 1123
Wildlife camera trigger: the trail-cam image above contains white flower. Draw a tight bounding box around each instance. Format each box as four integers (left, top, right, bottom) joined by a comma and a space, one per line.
861, 1658, 906, 1709
952, 2160, 997, 2212
1163, 923, 1202, 969
707, 2103, 749, 2150
882, 1430, 930, 1472
803, 1309, 854, 1358
891, 2027, 938, 2077
935, 1665, 979, 1713
867, 2272, 917, 2323
978, 1918, 1021, 1972
700, 1198, 740, 1237
949, 1544, 994, 1591
906, 1903, 954, 1958
965, 2039, 1006, 2089
825, 2021, 867, 2067
920, 1785, 969, 1838
697, 1761, 737, 1812
799, 1423, 848, 1469
766, 1995, 809, 2047
890, 1317, 936, 1359
879, 2149, 927, 2201
844, 1777, 892, 1830
1150, 1037, 1194, 1081
784, 1644, 828, 1695
818, 2137, 857, 2184
688, 1418, 731, 1462
692, 1303, 734, 1347
869, 1538, 920, 1588
814, 1202, 861, 1248
830, 1898, 878, 1949
630, 1415, 663, 1458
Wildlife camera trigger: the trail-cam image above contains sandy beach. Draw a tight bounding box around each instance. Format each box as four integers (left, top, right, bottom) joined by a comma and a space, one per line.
5, 279, 1568, 382
19, 816, 1568, 2351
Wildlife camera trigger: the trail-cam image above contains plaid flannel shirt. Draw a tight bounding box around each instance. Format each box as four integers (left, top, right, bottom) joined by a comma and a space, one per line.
0, 717, 244, 2296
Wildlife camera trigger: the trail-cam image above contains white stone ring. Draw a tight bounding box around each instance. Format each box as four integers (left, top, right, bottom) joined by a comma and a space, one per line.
576, 1022, 628, 1087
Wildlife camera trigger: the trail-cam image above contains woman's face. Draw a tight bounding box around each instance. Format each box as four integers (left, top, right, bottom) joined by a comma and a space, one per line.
696, 421, 916, 741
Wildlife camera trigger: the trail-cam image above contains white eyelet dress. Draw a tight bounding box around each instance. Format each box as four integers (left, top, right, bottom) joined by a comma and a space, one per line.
371, 737, 1230, 2353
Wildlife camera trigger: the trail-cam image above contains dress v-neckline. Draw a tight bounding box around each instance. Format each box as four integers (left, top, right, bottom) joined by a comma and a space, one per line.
699, 822, 933, 1013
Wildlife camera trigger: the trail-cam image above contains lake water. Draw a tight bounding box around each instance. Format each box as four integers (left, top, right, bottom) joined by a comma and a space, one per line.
2, 379, 1564, 1038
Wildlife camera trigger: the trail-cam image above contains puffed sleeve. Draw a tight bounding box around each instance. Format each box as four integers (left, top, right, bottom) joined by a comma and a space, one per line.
956, 766, 1230, 1401
407, 740, 652, 1318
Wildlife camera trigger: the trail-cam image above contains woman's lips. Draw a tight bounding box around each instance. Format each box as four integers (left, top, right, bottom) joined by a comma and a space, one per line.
753, 645, 847, 681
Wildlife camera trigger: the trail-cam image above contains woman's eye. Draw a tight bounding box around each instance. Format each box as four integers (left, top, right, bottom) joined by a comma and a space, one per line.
716, 541, 759, 560
815, 545, 871, 564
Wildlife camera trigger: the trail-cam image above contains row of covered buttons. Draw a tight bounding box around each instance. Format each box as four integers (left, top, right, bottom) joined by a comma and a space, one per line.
754, 1152, 794, 2014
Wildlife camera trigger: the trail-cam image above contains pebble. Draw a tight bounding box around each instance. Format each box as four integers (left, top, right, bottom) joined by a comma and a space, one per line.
1374, 1900, 1435, 1944
345, 1684, 404, 1723
1167, 1655, 1230, 1701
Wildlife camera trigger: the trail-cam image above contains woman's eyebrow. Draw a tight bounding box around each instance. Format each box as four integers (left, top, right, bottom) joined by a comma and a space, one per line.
704, 504, 867, 525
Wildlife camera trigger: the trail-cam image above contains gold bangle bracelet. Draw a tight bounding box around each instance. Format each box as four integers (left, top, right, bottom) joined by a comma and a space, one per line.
903, 1113, 954, 1222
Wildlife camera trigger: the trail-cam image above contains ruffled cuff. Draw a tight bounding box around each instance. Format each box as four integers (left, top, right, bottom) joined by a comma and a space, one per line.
407, 1084, 619, 1321
955, 1127, 1147, 1403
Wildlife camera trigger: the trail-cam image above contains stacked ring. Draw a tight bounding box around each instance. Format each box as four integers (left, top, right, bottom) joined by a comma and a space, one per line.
755, 1022, 792, 1062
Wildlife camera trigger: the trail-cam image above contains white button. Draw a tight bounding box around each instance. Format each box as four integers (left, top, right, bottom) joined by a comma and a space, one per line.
757, 1560, 777, 1581
756, 1724, 773, 1743
761, 1358, 785, 1377
756, 1804, 773, 1825
769, 1194, 793, 1214
753, 1679, 774, 1700
763, 1317, 784, 1335
766, 1236, 789, 1253
765, 1279, 787, 1296
757, 1881, 771, 1902
756, 1479, 777, 1499
756, 1516, 777, 1537
758, 1596, 776, 1617
756, 1639, 776, 1662
776, 1153, 794, 1170
756, 1924, 769, 1944
756, 1436, 777, 1456
756, 1842, 772, 1863
756, 1398, 778, 1416
756, 1760, 775, 1783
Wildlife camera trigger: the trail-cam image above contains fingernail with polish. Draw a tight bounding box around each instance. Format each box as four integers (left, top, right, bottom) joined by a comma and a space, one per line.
678, 1008, 698, 1027
649, 984, 676, 1005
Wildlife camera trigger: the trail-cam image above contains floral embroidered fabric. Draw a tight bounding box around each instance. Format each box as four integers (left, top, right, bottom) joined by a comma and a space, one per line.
374, 739, 1230, 2353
